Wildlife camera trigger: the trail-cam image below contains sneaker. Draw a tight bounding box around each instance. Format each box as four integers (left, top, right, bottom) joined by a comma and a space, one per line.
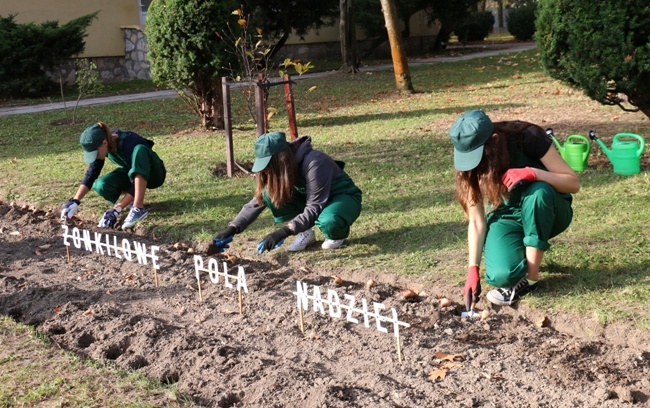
288, 229, 316, 251
486, 278, 538, 306
322, 239, 345, 249
122, 206, 149, 230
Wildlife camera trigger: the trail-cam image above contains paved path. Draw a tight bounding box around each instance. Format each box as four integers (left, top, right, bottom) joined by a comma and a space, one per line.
0, 43, 536, 118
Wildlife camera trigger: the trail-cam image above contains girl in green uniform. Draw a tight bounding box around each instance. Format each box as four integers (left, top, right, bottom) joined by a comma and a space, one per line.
211, 132, 362, 254
449, 110, 580, 308
60, 122, 166, 230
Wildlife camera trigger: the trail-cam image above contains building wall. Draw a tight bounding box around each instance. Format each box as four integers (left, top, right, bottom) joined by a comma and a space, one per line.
0, 0, 139, 57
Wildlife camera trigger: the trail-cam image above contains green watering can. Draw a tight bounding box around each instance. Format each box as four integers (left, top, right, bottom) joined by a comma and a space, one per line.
589, 131, 646, 176
546, 128, 591, 172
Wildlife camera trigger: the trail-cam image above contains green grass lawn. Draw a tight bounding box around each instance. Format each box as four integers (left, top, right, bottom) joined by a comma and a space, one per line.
1, 48, 649, 333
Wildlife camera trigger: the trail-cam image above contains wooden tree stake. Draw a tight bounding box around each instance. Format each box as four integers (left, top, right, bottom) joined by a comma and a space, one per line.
238, 289, 243, 314
153, 267, 159, 288
66, 246, 70, 264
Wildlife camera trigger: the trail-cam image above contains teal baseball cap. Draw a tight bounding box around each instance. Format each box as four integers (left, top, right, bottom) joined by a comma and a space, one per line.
251, 132, 290, 172
449, 110, 494, 171
80, 123, 106, 163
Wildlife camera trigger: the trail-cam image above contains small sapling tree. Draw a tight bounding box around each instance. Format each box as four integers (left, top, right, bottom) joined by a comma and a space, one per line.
72, 59, 103, 123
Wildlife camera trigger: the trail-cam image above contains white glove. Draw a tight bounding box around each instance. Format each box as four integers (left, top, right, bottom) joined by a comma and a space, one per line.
60, 199, 80, 221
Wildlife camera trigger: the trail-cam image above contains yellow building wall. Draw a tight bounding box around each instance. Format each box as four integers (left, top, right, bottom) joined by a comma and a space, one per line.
0, 0, 139, 57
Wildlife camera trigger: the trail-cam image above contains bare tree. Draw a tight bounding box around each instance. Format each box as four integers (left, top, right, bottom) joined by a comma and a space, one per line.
379, 0, 413, 92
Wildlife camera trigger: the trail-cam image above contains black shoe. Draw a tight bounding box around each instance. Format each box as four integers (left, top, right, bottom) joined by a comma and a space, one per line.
486, 278, 538, 306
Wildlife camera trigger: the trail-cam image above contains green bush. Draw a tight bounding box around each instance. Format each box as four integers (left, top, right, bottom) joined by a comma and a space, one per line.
0, 13, 97, 98
455, 11, 494, 42
507, 3, 537, 41
536, 0, 650, 118
146, 0, 238, 129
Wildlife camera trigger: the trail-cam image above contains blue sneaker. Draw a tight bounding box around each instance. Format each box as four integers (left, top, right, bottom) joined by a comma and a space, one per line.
122, 206, 148, 229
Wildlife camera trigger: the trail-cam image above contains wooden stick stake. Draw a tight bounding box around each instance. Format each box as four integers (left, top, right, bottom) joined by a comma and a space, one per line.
396, 336, 403, 363
153, 267, 159, 288
298, 306, 305, 333
196, 276, 203, 302
238, 289, 243, 314
66, 246, 70, 263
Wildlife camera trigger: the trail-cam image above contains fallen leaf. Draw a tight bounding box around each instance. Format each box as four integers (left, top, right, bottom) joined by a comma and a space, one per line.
429, 369, 447, 381
536, 315, 548, 328
54, 305, 61, 313
125, 274, 134, 280
434, 352, 465, 362
332, 275, 343, 285
39, 244, 52, 250
226, 253, 239, 263
365, 279, 377, 289
10, 157, 17, 164
307, 86, 317, 93
105, 290, 112, 295
82, 309, 93, 316
441, 361, 462, 369
34, 250, 42, 256
482, 372, 505, 381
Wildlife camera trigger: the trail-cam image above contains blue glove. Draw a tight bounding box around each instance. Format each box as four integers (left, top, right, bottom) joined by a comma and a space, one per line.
208, 226, 237, 254
60, 198, 80, 221
213, 235, 234, 253
257, 226, 291, 254
98, 207, 121, 228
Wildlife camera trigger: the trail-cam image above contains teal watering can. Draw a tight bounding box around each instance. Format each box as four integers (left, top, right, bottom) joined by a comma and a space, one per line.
546, 128, 591, 172
589, 131, 646, 176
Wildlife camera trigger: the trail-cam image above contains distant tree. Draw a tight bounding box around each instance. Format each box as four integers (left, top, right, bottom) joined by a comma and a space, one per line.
425, 0, 480, 51
146, 0, 238, 130
506, 2, 536, 41
0, 12, 98, 97
245, 0, 339, 61
536, 0, 650, 118
340, 0, 360, 73
380, 0, 413, 92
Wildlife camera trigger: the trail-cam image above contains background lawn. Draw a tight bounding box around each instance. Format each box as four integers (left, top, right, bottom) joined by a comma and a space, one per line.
1, 48, 649, 330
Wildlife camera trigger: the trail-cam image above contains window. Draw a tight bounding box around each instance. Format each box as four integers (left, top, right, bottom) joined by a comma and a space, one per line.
139, 0, 153, 26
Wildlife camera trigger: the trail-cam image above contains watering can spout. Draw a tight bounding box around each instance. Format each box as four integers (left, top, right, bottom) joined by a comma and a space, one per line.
589, 130, 613, 159
546, 128, 564, 154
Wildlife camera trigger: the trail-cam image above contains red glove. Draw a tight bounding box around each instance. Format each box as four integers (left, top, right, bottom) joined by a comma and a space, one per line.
501, 167, 537, 191
463, 266, 481, 312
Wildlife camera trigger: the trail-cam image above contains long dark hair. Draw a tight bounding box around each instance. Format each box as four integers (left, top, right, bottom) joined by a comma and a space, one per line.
455, 121, 538, 213
97, 122, 117, 153
254, 144, 298, 208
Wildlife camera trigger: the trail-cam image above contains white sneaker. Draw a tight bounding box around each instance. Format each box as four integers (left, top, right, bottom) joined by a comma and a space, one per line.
322, 239, 345, 249
288, 229, 316, 251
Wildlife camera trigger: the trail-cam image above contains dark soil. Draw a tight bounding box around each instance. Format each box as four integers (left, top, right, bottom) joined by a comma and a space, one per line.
1, 203, 649, 407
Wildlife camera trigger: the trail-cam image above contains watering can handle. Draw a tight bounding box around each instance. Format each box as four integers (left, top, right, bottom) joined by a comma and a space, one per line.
613, 133, 646, 156
566, 134, 591, 155
589, 130, 597, 140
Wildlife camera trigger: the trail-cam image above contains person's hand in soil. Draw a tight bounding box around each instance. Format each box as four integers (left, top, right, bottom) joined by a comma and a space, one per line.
60, 198, 80, 221
463, 265, 481, 311
257, 226, 291, 254
98, 206, 122, 228
207, 226, 237, 255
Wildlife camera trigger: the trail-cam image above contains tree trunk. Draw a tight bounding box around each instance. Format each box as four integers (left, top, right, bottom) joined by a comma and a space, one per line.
340, 0, 360, 73
379, 0, 413, 93
197, 78, 224, 130
497, 1, 504, 28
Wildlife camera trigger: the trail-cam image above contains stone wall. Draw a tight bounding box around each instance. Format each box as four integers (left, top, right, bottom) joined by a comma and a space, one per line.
51, 26, 150, 85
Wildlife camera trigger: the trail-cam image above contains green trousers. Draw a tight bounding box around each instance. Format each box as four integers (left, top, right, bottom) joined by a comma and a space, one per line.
484, 181, 573, 288
263, 191, 362, 240
93, 145, 166, 204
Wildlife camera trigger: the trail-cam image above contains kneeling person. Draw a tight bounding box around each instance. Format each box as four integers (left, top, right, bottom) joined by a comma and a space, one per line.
212, 132, 362, 254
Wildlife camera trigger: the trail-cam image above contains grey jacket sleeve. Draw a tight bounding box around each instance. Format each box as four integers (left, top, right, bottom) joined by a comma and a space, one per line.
290, 151, 340, 232
229, 197, 266, 232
